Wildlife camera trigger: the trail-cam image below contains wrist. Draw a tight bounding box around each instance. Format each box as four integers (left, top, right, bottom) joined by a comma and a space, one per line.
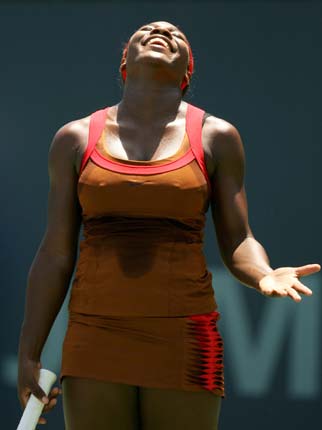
18, 347, 41, 362
18, 335, 41, 362
256, 267, 274, 291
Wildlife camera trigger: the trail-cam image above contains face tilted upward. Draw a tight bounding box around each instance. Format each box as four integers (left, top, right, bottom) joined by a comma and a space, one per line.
120, 21, 194, 92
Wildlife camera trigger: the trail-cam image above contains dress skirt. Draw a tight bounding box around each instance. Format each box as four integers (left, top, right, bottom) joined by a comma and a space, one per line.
59, 310, 225, 399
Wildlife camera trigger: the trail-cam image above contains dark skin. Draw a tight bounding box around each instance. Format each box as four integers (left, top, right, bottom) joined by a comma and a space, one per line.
17, 21, 320, 426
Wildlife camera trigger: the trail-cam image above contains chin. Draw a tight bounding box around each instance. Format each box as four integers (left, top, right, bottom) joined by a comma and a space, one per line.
139, 51, 173, 65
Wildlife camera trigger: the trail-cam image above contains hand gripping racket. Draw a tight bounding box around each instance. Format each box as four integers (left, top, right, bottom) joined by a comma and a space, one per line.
17, 369, 57, 430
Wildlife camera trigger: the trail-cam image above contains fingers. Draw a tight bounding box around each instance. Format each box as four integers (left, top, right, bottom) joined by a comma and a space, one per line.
42, 386, 62, 412
293, 280, 313, 296
19, 388, 47, 410
285, 287, 302, 302
267, 287, 302, 302
295, 264, 321, 277
263, 282, 313, 302
17, 359, 62, 426
38, 398, 56, 425
29, 381, 49, 405
38, 386, 62, 425
278, 280, 313, 302
259, 264, 319, 303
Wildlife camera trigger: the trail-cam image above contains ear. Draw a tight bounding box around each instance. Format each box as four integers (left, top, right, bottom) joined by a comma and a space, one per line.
119, 61, 126, 72
183, 71, 190, 86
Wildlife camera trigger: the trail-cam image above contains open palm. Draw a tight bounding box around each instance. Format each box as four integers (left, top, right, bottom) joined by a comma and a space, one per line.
258, 264, 321, 302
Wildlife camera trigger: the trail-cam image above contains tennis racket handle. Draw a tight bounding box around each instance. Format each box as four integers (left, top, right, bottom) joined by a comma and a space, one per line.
17, 368, 57, 430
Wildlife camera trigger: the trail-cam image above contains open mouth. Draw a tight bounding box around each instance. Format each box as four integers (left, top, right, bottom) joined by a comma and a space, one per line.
144, 36, 173, 52
149, 39, 168, 48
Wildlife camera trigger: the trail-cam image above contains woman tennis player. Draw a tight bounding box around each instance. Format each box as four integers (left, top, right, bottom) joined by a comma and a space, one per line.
17, 20, 320, 429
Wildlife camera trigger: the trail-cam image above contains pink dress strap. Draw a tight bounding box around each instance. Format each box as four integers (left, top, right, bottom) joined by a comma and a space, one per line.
185, 103, 212, 195
79, 107, 109, 175
79, 103, 212, 198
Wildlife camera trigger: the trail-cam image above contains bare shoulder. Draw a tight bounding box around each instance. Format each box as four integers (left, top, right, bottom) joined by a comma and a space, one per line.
202, 114, 245, 174
49, 115, 91, 174
203, 114, 243, 154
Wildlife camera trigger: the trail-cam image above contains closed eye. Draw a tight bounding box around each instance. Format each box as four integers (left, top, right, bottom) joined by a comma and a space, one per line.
139, 26, 186, 41
139, 26, 153, 31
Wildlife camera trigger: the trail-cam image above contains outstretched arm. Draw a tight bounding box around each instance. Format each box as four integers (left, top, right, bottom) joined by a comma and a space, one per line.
208, 118, 320, 302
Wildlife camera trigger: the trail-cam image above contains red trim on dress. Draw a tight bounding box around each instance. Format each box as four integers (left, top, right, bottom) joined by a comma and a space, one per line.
91, 146, 196, 174
79, 107, 108, 174
185, 311, 225, 396
185, 104, 212, 195
79, 103, 212, 196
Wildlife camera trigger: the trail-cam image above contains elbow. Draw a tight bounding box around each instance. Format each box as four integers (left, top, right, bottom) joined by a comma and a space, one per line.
218, 230, 252, 256
217, 230, 254, 268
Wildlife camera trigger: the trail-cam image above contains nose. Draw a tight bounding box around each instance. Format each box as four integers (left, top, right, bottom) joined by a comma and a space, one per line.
149, 27, 172, 39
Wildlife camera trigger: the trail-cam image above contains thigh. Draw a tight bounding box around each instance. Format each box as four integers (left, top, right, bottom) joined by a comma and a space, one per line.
139, 386, 222, 430
62, 376, 140, 430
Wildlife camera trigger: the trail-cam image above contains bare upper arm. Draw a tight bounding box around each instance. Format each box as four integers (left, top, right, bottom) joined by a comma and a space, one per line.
207, 116, 254, 255
39, 118, 89, 264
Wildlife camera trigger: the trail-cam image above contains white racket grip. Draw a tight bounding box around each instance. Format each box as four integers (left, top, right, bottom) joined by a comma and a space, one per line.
17, 369, 57, 430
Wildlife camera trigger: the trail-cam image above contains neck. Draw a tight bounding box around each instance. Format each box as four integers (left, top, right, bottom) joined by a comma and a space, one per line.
117, 78, 183, 124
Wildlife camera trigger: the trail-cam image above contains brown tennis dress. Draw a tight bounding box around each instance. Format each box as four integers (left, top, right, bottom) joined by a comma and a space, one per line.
59, 102, 225, 398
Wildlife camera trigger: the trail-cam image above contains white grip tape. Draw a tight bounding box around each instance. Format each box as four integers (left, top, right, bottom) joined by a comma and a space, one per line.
17, 368, 57, 430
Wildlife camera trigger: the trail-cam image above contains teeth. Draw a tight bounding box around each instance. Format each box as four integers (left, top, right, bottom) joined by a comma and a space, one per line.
149, 38, 168, 48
